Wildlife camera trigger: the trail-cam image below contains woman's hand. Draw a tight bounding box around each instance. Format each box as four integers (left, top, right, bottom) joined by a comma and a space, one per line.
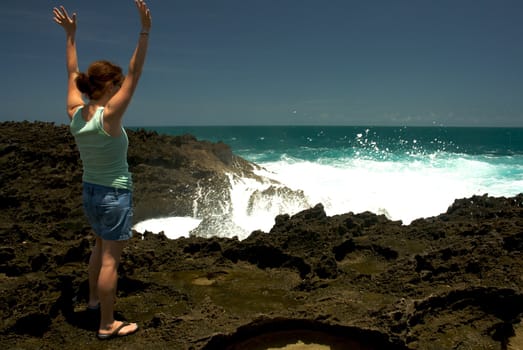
135, 0, 152, 32
53, 6, 77, 36
53, 5, 82, 118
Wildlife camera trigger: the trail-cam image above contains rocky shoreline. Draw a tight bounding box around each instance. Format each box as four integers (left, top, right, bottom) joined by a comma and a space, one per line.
1, 121, 522, 349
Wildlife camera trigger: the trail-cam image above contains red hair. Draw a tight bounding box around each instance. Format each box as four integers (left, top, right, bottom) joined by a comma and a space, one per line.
76, 60, 124, 100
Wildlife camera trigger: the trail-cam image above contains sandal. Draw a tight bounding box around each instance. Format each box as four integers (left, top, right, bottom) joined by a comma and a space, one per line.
97, 321, 138, 340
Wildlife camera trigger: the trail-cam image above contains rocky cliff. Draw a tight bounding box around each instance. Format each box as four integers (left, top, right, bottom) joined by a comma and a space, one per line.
1, 121, 522, 349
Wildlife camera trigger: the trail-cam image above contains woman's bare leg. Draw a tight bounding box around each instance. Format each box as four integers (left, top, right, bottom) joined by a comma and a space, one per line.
87, 237, 102, 308
97, 239, 137, 336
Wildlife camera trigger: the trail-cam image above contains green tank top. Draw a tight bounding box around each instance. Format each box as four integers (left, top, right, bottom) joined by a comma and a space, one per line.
70, 106, 132, 190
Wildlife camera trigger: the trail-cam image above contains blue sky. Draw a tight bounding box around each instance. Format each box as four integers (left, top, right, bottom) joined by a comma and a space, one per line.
2, 0, 523, 126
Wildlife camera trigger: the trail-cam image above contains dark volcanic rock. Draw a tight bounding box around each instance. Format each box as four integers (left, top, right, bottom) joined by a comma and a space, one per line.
128, 129, 260, 222
1, 121, 523, 349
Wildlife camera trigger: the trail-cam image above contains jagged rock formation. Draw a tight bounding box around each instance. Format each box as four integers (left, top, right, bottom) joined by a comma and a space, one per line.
1, 121, 522, 349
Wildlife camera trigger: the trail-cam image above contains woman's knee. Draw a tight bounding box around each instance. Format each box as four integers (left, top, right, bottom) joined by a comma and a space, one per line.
101, 240, 125, 265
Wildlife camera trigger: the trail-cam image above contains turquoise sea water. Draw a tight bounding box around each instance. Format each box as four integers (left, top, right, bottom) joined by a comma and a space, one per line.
132, 126, 523, 238
140, 126, 523, 157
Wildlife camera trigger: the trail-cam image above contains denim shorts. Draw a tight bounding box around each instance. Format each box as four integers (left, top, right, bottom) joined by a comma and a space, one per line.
82, 182, 133, 241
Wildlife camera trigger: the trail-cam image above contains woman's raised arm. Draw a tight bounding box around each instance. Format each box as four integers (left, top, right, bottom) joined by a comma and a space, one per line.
104, 0, 152, 128
53, 6, 84, 119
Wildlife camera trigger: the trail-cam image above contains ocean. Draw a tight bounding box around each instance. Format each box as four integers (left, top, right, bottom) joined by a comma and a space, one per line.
132, 126, 523, 240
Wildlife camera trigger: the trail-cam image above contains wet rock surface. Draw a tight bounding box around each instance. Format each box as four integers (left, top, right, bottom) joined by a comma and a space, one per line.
1, 121, 523, 349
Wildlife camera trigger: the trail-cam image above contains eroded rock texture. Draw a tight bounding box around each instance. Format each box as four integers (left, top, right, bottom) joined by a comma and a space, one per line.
1, 121, 522, 349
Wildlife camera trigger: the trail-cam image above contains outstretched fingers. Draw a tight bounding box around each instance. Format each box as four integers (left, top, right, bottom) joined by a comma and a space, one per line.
53, 6, 71, 23
134, 0, 149, 13
52, 6, 76, 30
135, 0, 152, 30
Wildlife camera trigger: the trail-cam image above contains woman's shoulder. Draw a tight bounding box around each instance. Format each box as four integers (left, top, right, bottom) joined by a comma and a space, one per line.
70, 104, 85, 120
74, 104, 85, 113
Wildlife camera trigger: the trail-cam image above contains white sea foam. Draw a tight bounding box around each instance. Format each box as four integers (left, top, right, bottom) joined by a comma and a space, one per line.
133, 217, 201, 239
227, 173, 310, 237
134, 153, 523, 239
257, 156, 500, 225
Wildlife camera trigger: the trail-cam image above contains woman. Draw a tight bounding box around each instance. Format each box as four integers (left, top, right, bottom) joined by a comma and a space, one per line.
53, 0, 151, 340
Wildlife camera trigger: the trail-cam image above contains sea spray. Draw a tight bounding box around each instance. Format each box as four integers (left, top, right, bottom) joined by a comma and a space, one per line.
227, 173, 311, 237
133, 126, 523, 239
133, 172, 310, 240
256, 154, 500, 225
133, 217, 201, 240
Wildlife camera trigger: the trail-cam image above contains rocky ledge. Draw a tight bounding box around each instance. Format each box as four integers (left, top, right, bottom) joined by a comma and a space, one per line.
0, 121, 522, 349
